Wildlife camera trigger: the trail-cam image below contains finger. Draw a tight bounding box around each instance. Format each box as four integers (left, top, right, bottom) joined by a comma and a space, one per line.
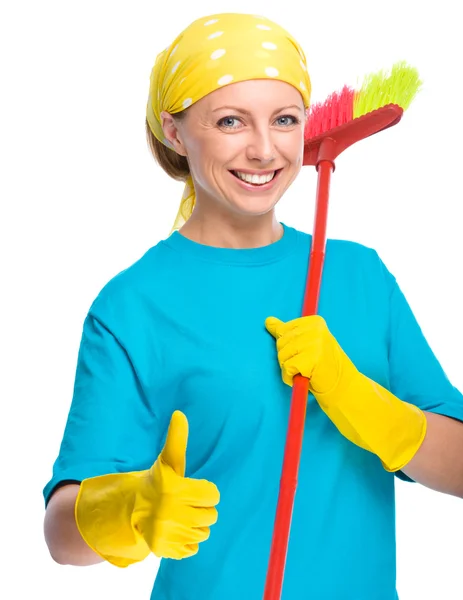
160, 410, 188, 477
154, 541, 199, 560
267, 315, 316, 340
283, 371, 295, 387
277, 335, 317, 365
179, 542, 200, 558
180, 505, 219, 528
185, 526, 211, 544
276, 327, 305, 353
180, 477, 220, 507
161, 526, 211, 558
282, 355, 313, 384
264, 316, 285, 338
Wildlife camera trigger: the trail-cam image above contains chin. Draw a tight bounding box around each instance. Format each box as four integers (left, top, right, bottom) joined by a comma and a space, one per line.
229, 197, 281, 217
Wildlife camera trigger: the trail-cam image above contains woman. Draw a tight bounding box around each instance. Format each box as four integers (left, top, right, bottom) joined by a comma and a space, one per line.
43, 12, 463, 600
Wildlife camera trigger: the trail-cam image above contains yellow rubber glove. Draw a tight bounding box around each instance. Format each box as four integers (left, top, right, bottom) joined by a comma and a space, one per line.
74, 410, 220, 567
265, 315, 427, 472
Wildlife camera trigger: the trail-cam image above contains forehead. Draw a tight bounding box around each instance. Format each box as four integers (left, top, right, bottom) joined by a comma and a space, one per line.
195, 79, 305, 112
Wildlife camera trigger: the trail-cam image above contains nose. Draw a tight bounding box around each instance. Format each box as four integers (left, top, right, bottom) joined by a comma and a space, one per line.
245, 127, 276, 163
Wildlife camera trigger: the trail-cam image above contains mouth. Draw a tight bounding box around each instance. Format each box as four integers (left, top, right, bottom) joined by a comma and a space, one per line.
229, 168, 283, 189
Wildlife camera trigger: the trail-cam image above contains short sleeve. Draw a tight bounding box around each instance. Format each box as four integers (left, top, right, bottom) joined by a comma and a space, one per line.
43, 312, 160, 507
380, 256, 463, 482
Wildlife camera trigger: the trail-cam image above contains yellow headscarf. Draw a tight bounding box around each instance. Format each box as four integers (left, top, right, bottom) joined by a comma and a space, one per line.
146, 13, 312, 232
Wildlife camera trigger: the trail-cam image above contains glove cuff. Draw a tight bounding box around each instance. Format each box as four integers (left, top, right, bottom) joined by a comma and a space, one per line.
75, 471, 151, 568
315, 371, 427, 472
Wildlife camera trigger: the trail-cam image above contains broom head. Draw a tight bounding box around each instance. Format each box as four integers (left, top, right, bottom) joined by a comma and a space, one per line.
303, 61, 423, 166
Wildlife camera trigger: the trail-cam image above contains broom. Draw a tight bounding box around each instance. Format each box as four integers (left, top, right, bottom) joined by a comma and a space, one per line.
263, 61, 423, 600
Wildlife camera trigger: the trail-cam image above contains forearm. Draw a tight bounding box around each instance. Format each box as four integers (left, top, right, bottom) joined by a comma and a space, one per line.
401, 411, 463, 498
44, 484, 104, 566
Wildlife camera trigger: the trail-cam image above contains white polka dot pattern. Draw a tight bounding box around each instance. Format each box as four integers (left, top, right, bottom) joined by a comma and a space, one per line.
210, 49, 226, 60
148, 13, 310, 142
218, 74, 234, 85
265, 67, 279, 77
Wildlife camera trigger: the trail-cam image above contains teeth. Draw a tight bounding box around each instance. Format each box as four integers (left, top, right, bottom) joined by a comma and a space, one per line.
234, 171, 276, 185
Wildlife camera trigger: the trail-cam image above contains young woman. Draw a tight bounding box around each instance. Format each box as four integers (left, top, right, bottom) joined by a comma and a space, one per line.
43, 12, 463, 600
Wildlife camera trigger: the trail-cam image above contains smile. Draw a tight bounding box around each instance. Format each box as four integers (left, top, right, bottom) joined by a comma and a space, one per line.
229, 169, 283, 188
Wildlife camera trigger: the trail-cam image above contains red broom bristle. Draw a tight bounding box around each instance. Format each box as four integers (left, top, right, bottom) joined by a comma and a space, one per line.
304, 85, 355, 140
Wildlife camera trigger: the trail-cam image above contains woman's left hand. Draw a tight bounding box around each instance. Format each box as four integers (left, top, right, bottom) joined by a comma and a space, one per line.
265, 315, 358, 395
265, 314, 427, 472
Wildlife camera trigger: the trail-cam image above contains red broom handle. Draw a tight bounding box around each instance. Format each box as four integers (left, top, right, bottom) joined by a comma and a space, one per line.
263, 158, 333, 600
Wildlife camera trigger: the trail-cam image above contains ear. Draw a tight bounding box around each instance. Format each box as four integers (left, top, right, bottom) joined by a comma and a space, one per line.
160, 111, 188, 157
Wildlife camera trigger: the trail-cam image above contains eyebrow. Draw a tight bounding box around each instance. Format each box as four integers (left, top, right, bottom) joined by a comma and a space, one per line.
212, 104, 303, 115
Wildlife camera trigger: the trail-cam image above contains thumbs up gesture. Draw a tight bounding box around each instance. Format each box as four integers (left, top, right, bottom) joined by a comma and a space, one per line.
141, 411, 220, 559
75, 411, 220, 567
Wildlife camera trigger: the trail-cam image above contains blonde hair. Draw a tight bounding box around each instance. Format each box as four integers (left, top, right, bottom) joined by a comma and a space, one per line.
145, 113, 196, 233
144, 115, 189, 182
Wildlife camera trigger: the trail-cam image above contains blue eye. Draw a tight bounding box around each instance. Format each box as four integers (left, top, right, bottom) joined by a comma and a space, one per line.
218, 116, 240, 128
276, 115, 299, 126
217, 114, 300, 129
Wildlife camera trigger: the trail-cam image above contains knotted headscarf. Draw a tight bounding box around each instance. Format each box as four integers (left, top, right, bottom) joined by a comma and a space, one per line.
146, 13, 312, 232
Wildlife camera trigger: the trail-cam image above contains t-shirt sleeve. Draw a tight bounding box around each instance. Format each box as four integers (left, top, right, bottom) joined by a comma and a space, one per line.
378, 254, 463, 482
43, 311, 160, 507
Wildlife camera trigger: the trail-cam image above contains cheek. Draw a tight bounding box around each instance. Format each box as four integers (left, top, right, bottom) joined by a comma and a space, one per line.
186, 139, 222, 188
189, 136, 224, 166
281, 131, 304, 164
189, 136, 239, 178
185, 139, 208, 176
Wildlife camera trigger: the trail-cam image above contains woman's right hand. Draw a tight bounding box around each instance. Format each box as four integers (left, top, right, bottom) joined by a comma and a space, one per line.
141, 410, 220, 559
75, 410, 220, 567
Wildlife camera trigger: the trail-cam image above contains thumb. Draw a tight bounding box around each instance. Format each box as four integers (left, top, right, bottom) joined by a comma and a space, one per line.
265, 316, 284, 339
160, 410, 188, 477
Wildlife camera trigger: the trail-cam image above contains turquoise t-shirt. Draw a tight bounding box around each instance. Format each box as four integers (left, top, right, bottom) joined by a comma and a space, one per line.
43, 223, 463, 600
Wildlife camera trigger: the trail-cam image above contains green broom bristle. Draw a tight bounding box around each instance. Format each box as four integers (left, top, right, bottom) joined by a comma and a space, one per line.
353, 61, 423, 118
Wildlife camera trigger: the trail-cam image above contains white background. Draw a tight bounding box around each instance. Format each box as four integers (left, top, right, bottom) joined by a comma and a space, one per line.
1, 0, 462, 598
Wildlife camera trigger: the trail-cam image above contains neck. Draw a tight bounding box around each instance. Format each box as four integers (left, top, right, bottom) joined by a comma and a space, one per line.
178, 211, 284, 249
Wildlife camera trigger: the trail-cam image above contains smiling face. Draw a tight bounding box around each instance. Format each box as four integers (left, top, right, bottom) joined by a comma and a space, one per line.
161, 79, 307, 221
